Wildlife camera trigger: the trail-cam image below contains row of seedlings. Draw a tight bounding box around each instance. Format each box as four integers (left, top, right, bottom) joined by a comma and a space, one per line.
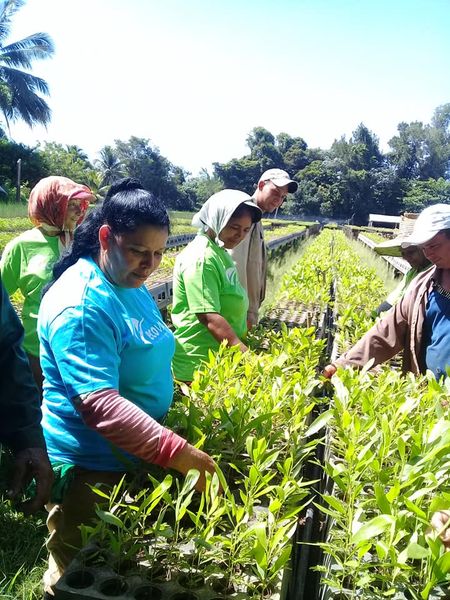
261, 229, 344, 599
315, 231, 450, 600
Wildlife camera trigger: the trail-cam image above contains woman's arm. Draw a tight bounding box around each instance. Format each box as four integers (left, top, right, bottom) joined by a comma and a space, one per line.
0, 241, 20, 296
196, 312, 248, 352
74, 388, 217, 491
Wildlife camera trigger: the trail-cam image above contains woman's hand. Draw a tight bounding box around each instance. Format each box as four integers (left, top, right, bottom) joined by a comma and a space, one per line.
167, 443, 220, 492
197, 312, 247, 352
431, 510, 450, 550
322, 364, 337, 379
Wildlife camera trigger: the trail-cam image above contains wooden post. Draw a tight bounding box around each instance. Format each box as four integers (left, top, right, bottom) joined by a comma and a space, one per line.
16, 158, 22, 202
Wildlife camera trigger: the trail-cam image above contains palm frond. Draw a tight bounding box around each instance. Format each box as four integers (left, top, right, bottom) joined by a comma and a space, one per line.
0, 66, 51, 126
0, 1, 53, 128
0, 66, 50, 95
0, 0, 25, 44
0, 33, 55, 67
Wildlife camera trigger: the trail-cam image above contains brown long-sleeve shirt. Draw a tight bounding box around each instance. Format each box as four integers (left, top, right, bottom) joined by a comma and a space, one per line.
336, 267, 440, 375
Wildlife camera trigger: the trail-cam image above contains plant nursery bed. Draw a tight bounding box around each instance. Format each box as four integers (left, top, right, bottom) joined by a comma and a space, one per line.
320, 586, 450, 600
262, 301, 325, 332
52, 544, 286, 600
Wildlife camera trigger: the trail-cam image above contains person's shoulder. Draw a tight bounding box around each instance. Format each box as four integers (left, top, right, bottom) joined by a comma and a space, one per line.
178, 235, 212, 263
411, 265, 436, 288
2, 228, 55, 255
397, 265, 436, 311
1, 228, 34, 253
40, 259, 112, 327
13, 228, 50, 244
44, 259, 97, 306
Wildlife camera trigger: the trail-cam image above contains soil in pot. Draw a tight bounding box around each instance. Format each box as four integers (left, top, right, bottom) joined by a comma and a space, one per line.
133, 584, 163, 600
145, 562, 171, 582
247, 583, 275, 599
65, 569, 95, 589
178, 572, 205, 590
113, 557, 140, 576
210, 576, 236, 596
80, 547, 109, 568
99, 577, 128, 596
171, 594, 198, 600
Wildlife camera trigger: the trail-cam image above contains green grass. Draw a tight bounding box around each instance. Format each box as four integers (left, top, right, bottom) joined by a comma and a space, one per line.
0, 204, 29, 219
0, 218, 30, 232
0, 454, 47, 600
0, 232, 18, 253
0, 502, 47, 600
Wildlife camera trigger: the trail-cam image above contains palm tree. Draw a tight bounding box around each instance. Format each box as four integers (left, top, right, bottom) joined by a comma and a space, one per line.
95, 145, 126, 186
66, 144, 90, 164
0, 0, 54, 131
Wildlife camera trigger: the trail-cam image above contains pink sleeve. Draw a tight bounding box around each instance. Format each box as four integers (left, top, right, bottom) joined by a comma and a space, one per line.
73, 388, 187, 468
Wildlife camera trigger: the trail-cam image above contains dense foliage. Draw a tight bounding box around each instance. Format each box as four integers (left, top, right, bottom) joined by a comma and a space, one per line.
1, 106, 449, 217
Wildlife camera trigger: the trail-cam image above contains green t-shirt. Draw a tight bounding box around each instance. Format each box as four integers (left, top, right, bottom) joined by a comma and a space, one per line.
0, 228, 60, 356
172, 234, 248, 381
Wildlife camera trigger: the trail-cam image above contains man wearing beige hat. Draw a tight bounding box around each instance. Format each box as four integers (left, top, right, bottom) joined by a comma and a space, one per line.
324, 203, 450, 379
373, 213, 431, 315
229, 169, 298, 327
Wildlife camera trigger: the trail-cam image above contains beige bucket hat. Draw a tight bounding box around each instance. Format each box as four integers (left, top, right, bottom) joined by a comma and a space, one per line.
373, 213, 419, 257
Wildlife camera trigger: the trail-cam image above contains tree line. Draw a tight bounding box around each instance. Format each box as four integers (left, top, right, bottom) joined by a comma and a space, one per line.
1, 104, 449, 222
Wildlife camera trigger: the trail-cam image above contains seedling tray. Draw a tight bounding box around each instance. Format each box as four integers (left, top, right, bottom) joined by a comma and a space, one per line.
262, 301, 325, 332
53, 545, 255, 600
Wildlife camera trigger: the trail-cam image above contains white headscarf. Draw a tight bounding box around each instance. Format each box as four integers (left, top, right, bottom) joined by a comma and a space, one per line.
192, 189, 261, 247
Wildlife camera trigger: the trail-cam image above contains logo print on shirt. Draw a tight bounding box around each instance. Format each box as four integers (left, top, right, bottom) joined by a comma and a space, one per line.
130, 317, 166, 343
28, 254, 53, 275
225, 267, 238, 286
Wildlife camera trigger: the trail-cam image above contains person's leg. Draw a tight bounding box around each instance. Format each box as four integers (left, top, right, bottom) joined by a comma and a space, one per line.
43, 468, 125, 594
26, 352, 43, 401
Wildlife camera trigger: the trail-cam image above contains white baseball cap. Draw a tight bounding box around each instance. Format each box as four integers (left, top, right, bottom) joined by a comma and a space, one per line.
259, 169, 298, 193
403, 203, 450, 246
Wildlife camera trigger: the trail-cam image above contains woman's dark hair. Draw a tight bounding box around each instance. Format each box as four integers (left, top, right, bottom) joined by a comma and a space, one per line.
230, 202, 261, 224
49, 178, 170, 287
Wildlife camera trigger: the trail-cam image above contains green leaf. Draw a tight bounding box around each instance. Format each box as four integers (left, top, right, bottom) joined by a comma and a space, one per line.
406, 542, 430, 559
183, 469, 200, 492
375, 540, 388, 560
304, 409, 333, 437
95, 509, 124, 529
322, 494, 347, 515
351, 515, 394, 546
374, 482, 391, 514
403, 497, 427, 520
342, 409, 352, 429
386, 482, 400, 503
435, 551, 450, 575
272, 544, 292, 573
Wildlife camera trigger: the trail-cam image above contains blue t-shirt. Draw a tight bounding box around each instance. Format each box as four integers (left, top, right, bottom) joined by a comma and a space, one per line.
424, 287, 450, 380
38, 257, 175, 471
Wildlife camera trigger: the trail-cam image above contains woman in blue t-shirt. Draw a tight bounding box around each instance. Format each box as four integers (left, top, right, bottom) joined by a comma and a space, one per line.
38, 178, 217, 592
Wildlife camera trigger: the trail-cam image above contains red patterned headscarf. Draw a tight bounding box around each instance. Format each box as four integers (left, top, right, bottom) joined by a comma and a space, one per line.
28, 176, 93, 246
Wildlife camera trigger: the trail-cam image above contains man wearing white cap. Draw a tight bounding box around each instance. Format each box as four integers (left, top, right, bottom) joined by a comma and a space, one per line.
324, 203, 450, 379
229, 169, 298, 327
373, 213, 431, 315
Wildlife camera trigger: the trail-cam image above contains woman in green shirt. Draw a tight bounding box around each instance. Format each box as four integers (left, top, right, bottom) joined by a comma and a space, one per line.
172, 190, 262, 382
0, 176, 93, 393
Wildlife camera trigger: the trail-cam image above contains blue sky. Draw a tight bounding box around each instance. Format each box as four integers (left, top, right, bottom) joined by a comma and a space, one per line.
8, 0, 450, 175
